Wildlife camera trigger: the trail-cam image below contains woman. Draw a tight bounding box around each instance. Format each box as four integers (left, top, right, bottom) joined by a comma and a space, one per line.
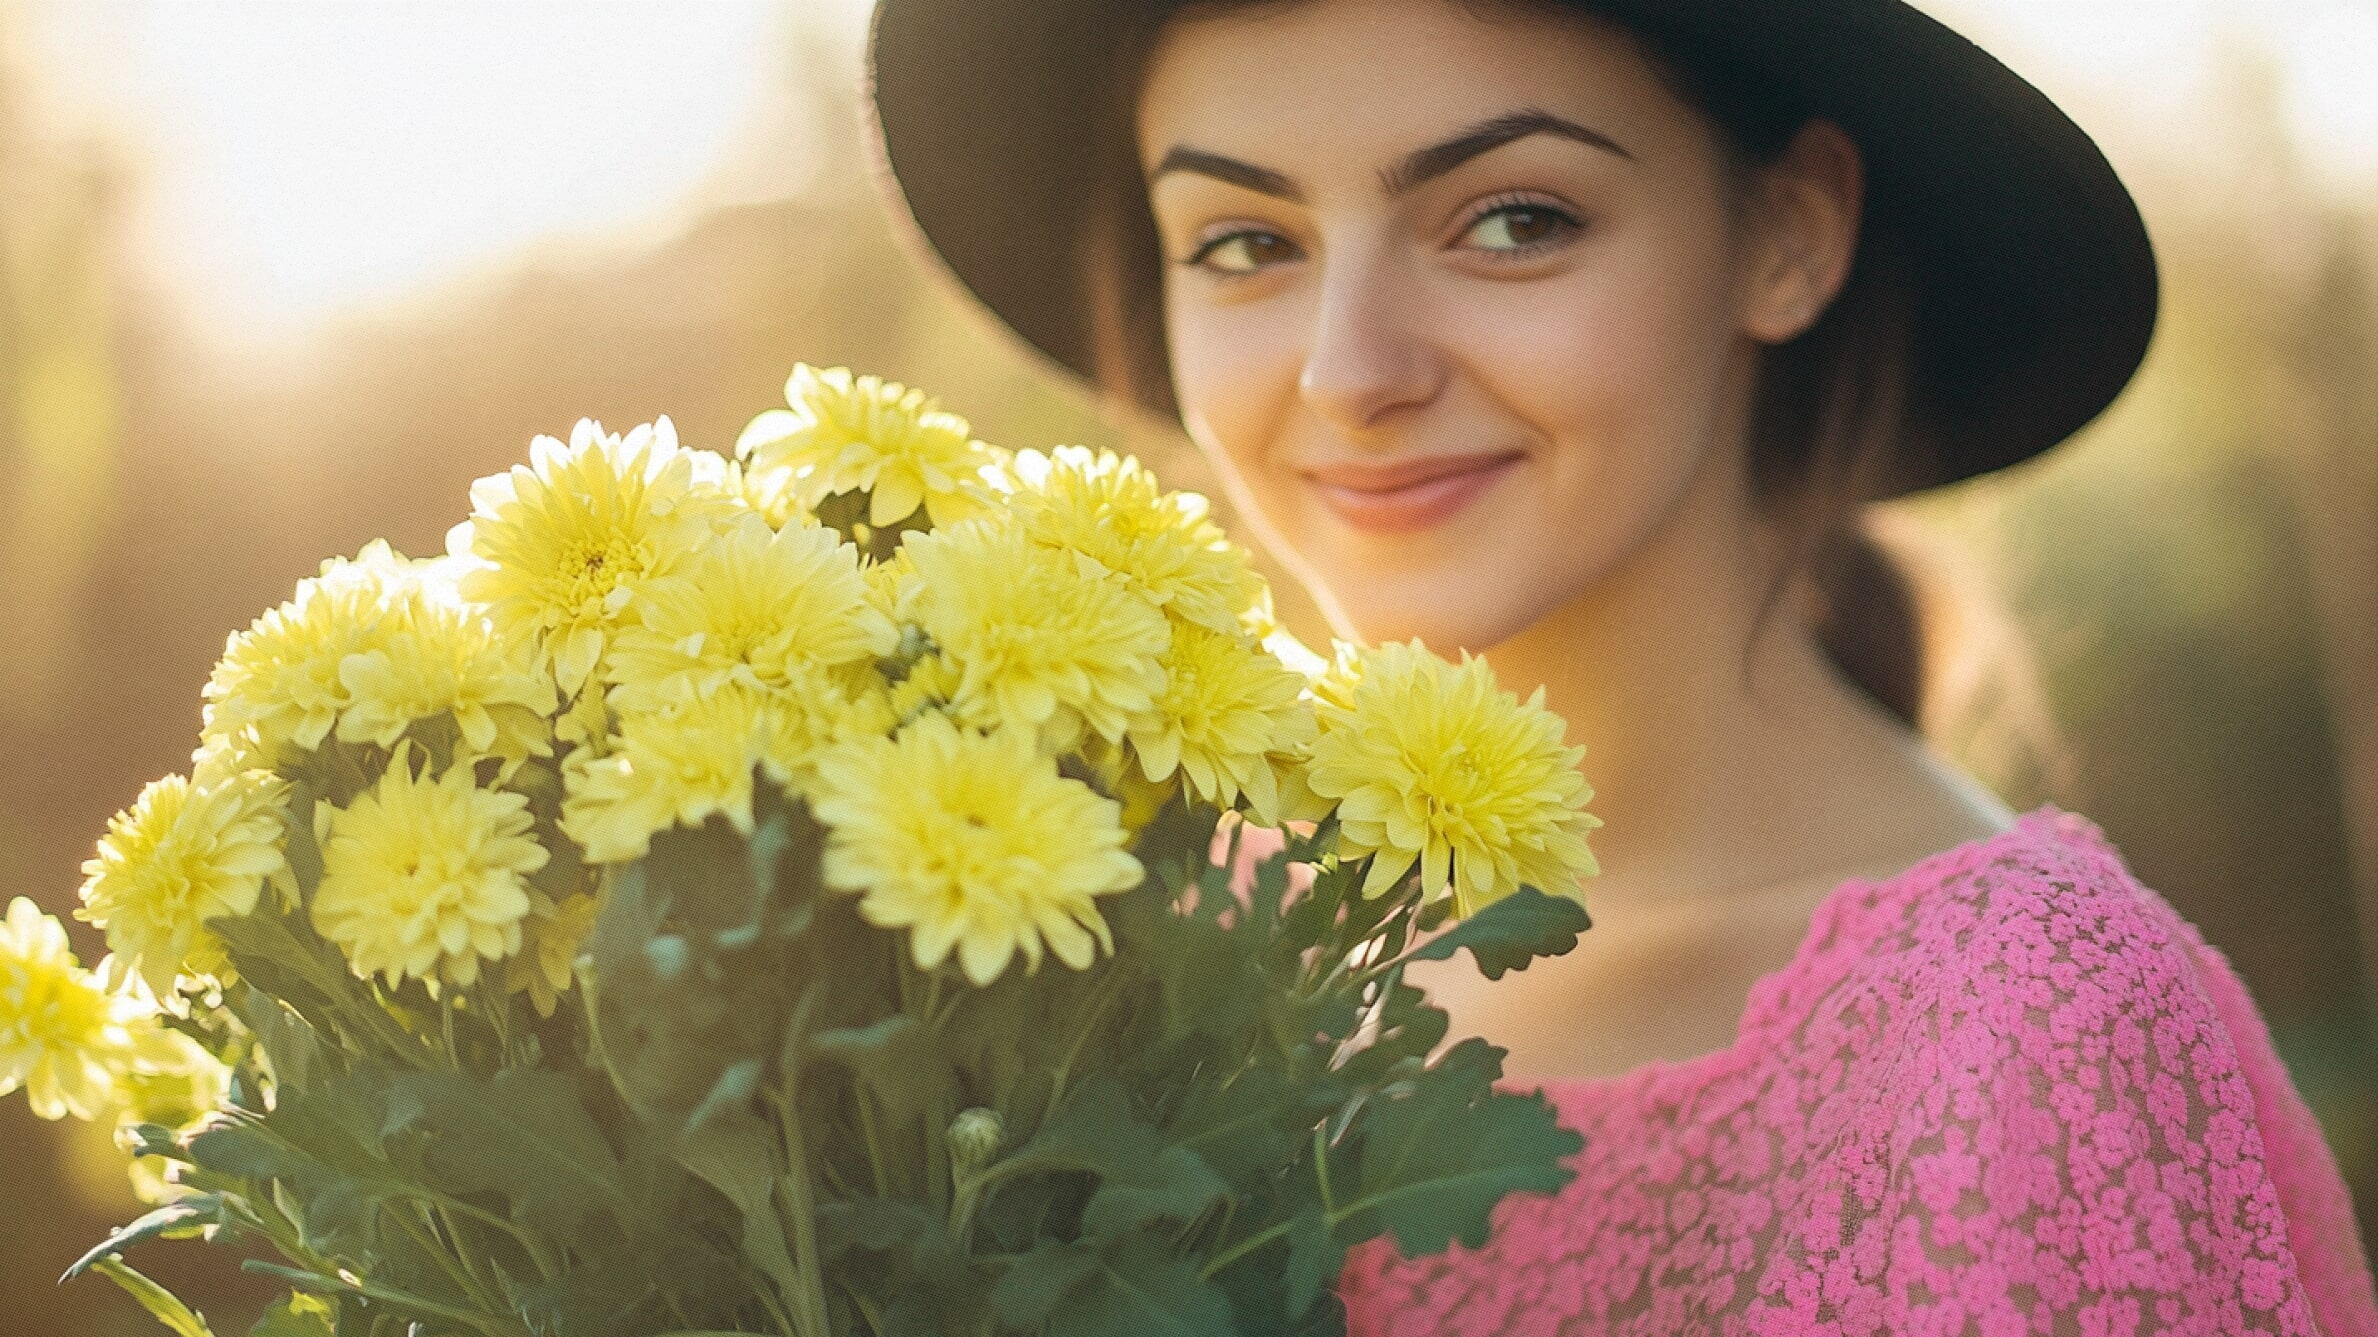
862, 0, 2378, 1330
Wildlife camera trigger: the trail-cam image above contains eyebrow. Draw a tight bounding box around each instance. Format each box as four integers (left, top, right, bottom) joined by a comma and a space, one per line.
1147, 108, 1632, 203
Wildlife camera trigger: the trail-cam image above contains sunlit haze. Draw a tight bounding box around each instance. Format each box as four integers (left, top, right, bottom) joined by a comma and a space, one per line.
16, 0, 2372, 352
20, 0, 813, 348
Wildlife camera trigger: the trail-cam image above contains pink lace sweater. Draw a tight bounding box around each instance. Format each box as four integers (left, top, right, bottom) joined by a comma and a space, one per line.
1336, 804, 2378, 1335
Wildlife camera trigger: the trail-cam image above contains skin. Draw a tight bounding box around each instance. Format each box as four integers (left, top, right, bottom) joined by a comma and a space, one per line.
1136, 0, 2018, 1080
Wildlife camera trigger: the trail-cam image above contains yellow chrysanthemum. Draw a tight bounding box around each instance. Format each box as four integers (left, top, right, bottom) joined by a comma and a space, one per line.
1077, 738, 1181, 835
559, 687, 765, 864
1003, 446, 1269, 636
445, 416, 743, 702
809, 715, 1143, 986
874, 649, 959, 727
113, 1031, 230, 1203
199, 541, 413, 772
310, 746, 550, 990
735, 364, 1005, 529
757, 672, 901, 789
77, 770, 291, 998
894, 518, 1170, 752
337, 561, 557, 781
0, 898, 197, 1122
723, 455, 809, 530
506, 890, 601, 1018
1305, 640, 1601, 915
1124, 622, 1315, 826
602, 511, 896, 717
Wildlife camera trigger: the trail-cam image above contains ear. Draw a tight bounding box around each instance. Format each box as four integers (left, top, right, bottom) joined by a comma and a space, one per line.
1737, 118, 1865, 345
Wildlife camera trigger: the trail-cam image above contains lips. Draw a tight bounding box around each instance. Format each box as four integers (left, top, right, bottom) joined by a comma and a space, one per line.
1300, 451, 1524, 533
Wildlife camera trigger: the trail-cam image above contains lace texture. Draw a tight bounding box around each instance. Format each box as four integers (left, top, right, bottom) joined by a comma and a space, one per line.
1337, 805, 2378, 1336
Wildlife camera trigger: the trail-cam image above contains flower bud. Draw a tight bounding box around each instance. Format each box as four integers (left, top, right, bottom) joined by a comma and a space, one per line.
947, 1106, 1004, 1179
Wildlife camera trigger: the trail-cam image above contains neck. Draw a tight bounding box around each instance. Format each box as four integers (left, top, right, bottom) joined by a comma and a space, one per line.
1480, 452, 1920, 907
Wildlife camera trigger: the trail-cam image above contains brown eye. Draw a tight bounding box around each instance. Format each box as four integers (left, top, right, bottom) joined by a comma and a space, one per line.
1462, 200, 1582, 256
1185, 229, 1300, 276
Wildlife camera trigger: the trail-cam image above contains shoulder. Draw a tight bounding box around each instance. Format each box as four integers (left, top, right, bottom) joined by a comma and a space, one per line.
1788, 807, 2342, 1331
1859, 803, 2214, 1039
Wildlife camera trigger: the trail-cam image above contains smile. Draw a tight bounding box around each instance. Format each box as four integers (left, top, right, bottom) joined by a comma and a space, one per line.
1300, 451, 1525, 533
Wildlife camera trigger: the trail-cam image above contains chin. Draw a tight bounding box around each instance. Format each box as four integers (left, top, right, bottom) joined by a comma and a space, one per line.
1324, 584, 1543, 657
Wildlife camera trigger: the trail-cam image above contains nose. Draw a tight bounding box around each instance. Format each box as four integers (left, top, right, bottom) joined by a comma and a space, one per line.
1296, 251, 1446, 438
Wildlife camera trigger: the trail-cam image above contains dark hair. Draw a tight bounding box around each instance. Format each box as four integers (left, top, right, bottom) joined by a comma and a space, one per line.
1080, 0, 1941, 728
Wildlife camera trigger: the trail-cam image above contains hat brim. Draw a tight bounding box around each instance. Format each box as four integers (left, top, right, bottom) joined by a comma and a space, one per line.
863, 0, 2160, 497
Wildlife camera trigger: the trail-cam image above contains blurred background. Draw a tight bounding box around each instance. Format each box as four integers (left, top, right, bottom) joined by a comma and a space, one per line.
0, 0, 2368, 1329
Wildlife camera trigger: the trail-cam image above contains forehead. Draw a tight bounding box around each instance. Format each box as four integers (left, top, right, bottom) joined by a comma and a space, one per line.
1133, 0, 1682, 173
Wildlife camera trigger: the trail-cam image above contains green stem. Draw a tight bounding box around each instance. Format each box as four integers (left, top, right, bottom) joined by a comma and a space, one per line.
1312, 1124, 1337, 1218
856, 1090, 890, 1200
1199, 1218, 1293, 1280
242, 1260, 525, 1337
771, 1087, 833, 1337
279, 937, 434, 1068
1202, 1123, 1341, 1281
899, 959, 951, 1215
1037, 968, 1126, 1130
420, 1190, 559, 1281
389, 1205, 504, 1318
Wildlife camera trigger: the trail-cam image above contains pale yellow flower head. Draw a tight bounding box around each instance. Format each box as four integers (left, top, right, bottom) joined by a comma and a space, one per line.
1124, 622, 1315, 826
337, 559, 557, 781
602, 511, 896, 717
200, 540, 413, 772
809, 714, 1143, 986
310, 745, 550, 991
723, 455, 809, 530
77, 770, 291, 999
112, 1029, 230, 1202
1305, 640, 1601, 915
1002, 447, 1269, 637
1077, 737, 1180, 836
894, 517, 1170, 753
0, 898, 198, 1122
735, 364, 1005, 529
446, 416, 743, 701
757, 671, 901, 790
560, 687, 765, 864
506, 889, 601, 1018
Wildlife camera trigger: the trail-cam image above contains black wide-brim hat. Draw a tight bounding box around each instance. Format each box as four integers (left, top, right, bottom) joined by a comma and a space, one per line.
861, 0, 2160, 497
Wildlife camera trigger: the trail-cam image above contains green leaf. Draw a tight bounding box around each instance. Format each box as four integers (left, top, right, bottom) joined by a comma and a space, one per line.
186, 1123, 316, 1183
1339, 1039, 1581, 1255
1043, 1236, 1235, 1337
61, 1196, 224, 1282
807, 1013, 951, 1121
1165, 1067, 1298, 1186
1281, 1206, 1337, 1317
87, 1258, 215, 1337
222, 988, 321, 1094
1083, 1143, 1230, 1238
816, 1197, 937, 1261
392, 1068, 629, 1236
1405, 886, 1591, 980
121, 1123, 184, 1161
1005, 1078, 1229, 1240
987, 1240, 1101, 1329
1315, 981, 1446, 1094
1148, 915, 1263, 1049
669, 1104, 805, 1315
503, 1230, 737, 1337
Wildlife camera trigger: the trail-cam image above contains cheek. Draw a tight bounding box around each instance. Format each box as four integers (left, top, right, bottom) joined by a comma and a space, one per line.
1472, 236, 1735, 427
1453, 241, 1740, 509
1167, 299, 1305, 508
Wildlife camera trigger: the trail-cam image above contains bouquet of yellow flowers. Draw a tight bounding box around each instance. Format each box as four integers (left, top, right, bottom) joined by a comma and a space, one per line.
10, 365, 1602, 1337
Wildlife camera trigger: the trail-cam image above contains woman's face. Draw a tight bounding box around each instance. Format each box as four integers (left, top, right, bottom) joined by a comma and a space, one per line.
1135, 0, 1820, 651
